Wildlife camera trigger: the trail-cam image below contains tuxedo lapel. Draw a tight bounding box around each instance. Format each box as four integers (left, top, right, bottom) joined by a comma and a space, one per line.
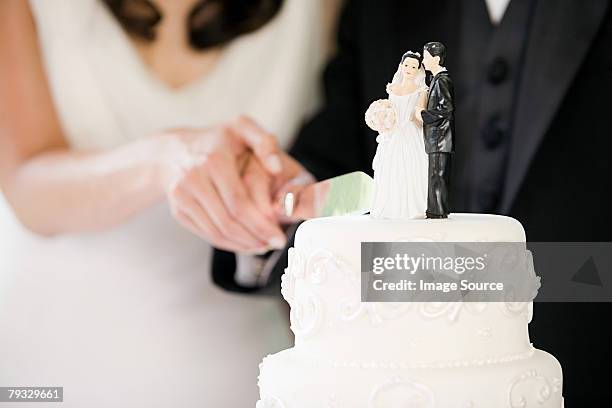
500, 0, 609, 212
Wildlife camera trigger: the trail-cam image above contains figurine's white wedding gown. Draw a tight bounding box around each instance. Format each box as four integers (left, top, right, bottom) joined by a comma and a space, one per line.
371, 87, 429, 219
0, 1, 323, 407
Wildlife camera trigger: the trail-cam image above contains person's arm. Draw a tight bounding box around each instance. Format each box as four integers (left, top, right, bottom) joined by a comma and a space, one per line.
0, 1, 286, 253
0, 0, 145, 235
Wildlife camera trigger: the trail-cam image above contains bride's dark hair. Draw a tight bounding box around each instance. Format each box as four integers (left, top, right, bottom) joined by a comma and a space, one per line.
103, 0, 283, 49
400, 51, 422, 67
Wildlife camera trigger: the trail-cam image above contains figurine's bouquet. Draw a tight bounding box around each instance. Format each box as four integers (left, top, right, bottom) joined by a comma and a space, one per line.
365, 99, 397, 133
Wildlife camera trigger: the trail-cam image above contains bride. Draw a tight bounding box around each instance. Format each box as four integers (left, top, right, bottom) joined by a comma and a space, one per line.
0, 0, 335, 406
367, 51, 429, 219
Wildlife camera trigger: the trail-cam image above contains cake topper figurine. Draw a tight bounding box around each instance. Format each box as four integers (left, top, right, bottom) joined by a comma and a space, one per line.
420, 41, 454, 219
365, 50, 429, 219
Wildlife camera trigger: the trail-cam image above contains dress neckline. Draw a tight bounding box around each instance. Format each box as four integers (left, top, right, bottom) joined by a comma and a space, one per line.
101, 2, 230, 97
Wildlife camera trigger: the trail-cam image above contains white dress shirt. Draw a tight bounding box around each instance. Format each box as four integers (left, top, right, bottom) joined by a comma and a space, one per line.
485, 0, 512, 24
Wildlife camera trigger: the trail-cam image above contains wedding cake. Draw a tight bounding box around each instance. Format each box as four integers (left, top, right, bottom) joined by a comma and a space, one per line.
256, 214, 564, 407
257, 43, 563, 407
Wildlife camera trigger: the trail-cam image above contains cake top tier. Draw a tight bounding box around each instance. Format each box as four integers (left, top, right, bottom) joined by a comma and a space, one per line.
285, 213, 532, 362
295, 213, 525, 251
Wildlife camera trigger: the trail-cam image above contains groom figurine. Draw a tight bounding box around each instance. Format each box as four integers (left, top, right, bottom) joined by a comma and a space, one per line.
420, 42, 454, 219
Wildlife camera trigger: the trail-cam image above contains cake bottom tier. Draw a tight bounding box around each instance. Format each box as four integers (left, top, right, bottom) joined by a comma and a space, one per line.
257, 348, 563, 408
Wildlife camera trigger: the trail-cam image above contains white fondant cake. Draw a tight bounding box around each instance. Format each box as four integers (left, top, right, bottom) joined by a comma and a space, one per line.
257, 214, 563, 407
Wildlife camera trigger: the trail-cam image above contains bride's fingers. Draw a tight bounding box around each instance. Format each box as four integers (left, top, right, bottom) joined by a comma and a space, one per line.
175, 209, 265, 254
202, 153, 287, 249
169, 185, 253, 252
227, 115, 282, 175
188, 168, 267, 250
174, 208, 247, 252
242, 157, 275, 219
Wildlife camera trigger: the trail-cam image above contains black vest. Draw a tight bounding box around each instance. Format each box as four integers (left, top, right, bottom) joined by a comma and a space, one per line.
452, 0, 535, 212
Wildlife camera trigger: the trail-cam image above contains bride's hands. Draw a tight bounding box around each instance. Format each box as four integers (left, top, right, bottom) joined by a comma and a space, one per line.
159, 116, 288, 254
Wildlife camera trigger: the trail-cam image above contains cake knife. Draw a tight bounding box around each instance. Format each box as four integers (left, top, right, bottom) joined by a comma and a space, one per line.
277, 171, 374, 220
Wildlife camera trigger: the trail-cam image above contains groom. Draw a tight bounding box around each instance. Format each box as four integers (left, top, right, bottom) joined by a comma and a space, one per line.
420, 42, 455, 219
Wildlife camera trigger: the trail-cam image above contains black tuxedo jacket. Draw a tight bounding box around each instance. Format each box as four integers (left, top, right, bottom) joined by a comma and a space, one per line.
422, 71, 455, 154
213, 1, 612, 404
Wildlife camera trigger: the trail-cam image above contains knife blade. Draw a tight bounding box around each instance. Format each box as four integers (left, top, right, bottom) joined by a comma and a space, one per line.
278, 171, 374, 220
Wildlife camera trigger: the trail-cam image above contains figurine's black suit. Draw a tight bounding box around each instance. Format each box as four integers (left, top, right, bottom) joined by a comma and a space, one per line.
421, 70, 454, 218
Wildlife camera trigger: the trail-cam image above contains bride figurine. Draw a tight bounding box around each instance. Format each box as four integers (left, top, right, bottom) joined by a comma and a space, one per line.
365, 50, 429, 219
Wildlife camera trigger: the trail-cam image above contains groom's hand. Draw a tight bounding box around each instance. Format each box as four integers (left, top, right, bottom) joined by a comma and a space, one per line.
241, 150, 314, 225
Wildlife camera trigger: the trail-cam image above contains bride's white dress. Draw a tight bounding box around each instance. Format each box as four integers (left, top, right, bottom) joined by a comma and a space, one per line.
371, 87, 429, 219
0, 1, 323, 407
